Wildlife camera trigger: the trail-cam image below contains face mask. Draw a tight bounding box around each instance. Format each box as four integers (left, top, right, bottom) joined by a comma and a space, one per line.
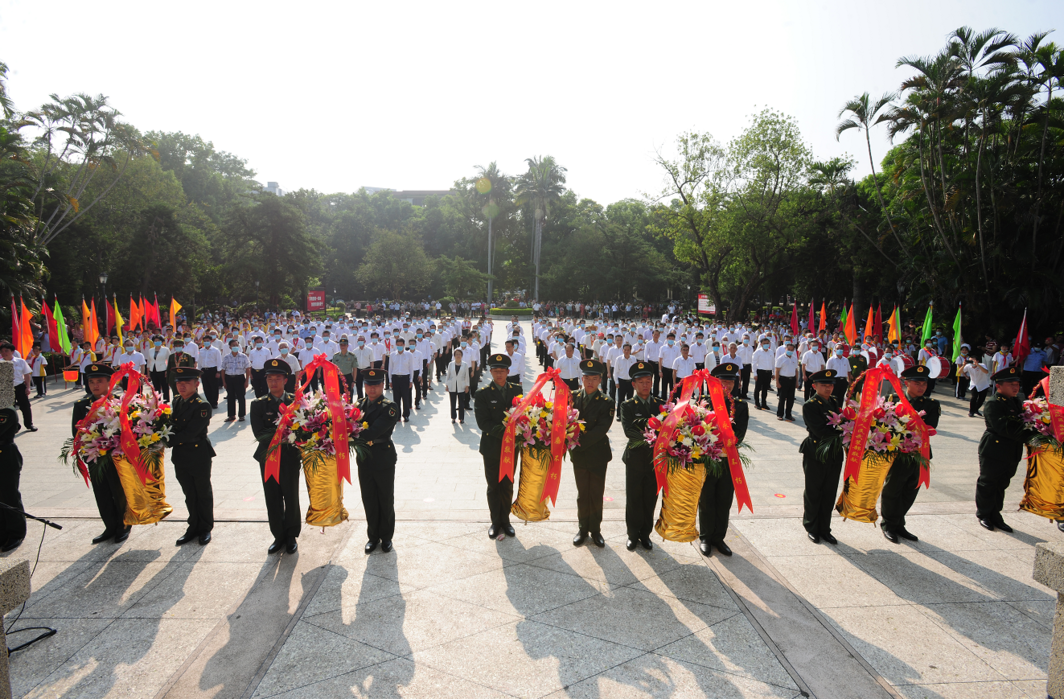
696, 340, 703, 345
786, 350, 794, 357
712, 345, 720, 352
461, 342, 468, 348
762, 344, 769, 349
667, 340, 675, 346
397, 346, 405, 352
255, 343, 263, 349
124, 345, 133, 352
416, 333, 422, 338
884, 352, 892, 359
154, 340, 162, 347
742, 339, 749, 345
280, 348, 289, 355
174, 346, 184, 353
384, 333, 390, 338
358, 340, 365, 346
231, 347, 239, 354
836, 349, 844, 356
274, 333, 281, 338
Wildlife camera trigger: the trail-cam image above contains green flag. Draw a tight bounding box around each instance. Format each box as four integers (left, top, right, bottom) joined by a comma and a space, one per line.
840, 304, 848, 332
53, 300, 71, 355
952, 305, 963, 361
921, 302, 934, 344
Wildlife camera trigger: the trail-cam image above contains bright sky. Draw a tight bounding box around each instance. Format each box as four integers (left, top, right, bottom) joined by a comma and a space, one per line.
0, 0, 1054, 206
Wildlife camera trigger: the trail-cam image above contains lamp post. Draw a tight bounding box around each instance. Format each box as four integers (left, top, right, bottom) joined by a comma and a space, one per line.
99, 272, 108, 308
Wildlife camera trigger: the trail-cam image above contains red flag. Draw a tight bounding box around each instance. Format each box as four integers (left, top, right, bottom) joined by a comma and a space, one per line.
151, 293, 162, 327
807, 300, 815, 336
106, 296, 115, 336
42, 299, 59, 351
874, 304, 883, 342
9, 297, 19, 352
818, 302, 826, 332
1013, 309, 1030, 367
789, 303, 799, 336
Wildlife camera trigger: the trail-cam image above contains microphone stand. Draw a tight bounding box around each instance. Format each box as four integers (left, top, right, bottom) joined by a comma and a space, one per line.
0, 502, 62, 653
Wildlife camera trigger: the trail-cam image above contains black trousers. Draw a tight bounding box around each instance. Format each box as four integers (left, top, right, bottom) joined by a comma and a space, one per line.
802, 453, 842, 535
355, 370, 365, 399
483, 452, 514, 528
956, 375, 969, 400
970, 387, 988, 415
174, 458, 214, 535
251, 368, 267, 398
880, 455, 919, 530
506, 375, 522, 392
1023, 370, 1043, 398
573, 465, 606, 534
285, 375, 296, 394
32, 376, 46, 397
754, 370, 772, 409
391, 375, 411, 419
563, 378, 579, 392
92, 460, 127, 533
698, 468, 734, 544
151, 370, 170, 401
201, 368, 219, 407
413, 371, 422, 407
976, 454, 1020, 522
358, 456, 395, 543
832, 378, 849, 404
740, 364, 751, 397
646, 361, 660, 397
625, 455, 658, 540
660, 370, 675, 400
448, 391, 467, 421
259, 457, 301, 542
617, 378, 634, 405
13, 387, 32, 429
0, 447, 26, 544
225, 375, 247, 418
776, 375, 796, 419
421, 360, 431, 392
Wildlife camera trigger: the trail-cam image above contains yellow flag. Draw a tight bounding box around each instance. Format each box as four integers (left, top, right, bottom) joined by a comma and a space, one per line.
114, 298, 124, 345
170, 297, 182, 329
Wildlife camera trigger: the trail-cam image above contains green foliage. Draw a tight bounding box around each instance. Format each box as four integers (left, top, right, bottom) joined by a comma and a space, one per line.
355, 231, 433, 299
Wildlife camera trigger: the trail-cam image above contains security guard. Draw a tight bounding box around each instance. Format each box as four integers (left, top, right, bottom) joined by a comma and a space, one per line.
620, 361, 665, 551
801, 369, 842, 545
569, 359, 615, 547
880, 365, 940, 543
698, 362, 748, 557
169, 366, 216, 546
250, 359, 301, 554
74, 364, 131, 544
976, 365, 1029, 532
0, 364, 25, 552
357, 369, 400, 554
473, 353, 523, 539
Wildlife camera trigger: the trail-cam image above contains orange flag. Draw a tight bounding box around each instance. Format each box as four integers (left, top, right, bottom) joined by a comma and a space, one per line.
129, 296, 141, 332
887, 306, 899, 343
169, 297, 182, 329
863, 304, 874, 341
844, 304, 857, 345
82, 299, 93, 346
818, 301, 826, 332
89, 299, 100, 347
19, 298, 33, 358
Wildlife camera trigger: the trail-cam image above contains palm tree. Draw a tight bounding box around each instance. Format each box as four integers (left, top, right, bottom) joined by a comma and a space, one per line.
473, 162, 510, 306
836, 92, 903, 251
514, 156, 567, 300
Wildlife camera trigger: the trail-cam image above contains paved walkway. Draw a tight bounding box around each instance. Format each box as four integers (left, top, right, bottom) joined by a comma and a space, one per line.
3, 321, 1055, 698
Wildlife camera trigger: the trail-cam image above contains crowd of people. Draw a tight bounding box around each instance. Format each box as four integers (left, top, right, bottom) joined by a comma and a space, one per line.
0, 306, 1059, 561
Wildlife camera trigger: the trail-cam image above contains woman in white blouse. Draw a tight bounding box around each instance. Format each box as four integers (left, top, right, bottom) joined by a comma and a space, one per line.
444, 348, 471, 423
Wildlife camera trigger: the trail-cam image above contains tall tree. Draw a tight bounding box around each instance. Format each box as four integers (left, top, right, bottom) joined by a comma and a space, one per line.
514, 155, 566, 300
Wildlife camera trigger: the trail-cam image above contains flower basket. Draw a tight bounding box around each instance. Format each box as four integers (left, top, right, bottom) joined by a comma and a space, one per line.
115, 452, 173, 526
303, 453, 350, 527
1020, 446, 1064, 520
654, 462, 706, 542
835, 454, 894, 524
511, 447, 554, 522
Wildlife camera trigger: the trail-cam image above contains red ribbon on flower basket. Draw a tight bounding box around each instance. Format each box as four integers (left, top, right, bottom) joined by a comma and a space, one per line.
499, 367, 572, 506
1038, 376, 1064, 443
844, 366, 934, 489
704, 375, 753, 513
652, 369, 710, 496
71, 390, 116, 487
264, 356, 351, 485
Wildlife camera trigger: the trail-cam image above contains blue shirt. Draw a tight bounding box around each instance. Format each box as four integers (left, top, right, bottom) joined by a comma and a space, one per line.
1023, 348, 1047, 372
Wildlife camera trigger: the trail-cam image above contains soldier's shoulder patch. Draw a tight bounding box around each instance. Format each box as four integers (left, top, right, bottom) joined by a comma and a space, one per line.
0, 414, 6, 423
200, 408, 210, 418
388, 405, 398, 417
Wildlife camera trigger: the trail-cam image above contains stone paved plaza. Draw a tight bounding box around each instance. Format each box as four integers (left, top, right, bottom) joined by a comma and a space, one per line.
2, 322, 1056, 698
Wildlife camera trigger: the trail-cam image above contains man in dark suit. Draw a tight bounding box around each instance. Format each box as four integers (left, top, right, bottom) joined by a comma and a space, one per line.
250, 359, 301, 554
357, 369, 400, 554
169, 366, 216, 546
73, 363, 131, 544
474, 353, 523, 539
620, 361, 665, 551
569, 359, 615, 547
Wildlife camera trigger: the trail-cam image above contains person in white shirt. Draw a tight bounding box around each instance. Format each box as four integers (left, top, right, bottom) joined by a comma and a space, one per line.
750, 338, 776, 411
658, 333, 681, 398
388, 338, 416, 422
1, 342, 36, 430
962, 356, 991, 417
735, 335, 754, 398
612, 344, 638, 405
774, 343, 799, 421
116, 340, 147, 376
444, 348, 471, 423
690, 333, 708, 369
825, 347, 853, 403
146, 335, 172, 400
672, 344, 697, 397
504, 340, 525, 391
29, 344, 47, 398
275, 341, 302, 393
555, 343, 583, 391
800, 340, 826, 401
247, 336, 274, 399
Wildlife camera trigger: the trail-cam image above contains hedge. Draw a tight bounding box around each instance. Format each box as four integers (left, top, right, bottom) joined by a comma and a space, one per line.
491, 308, 533, 316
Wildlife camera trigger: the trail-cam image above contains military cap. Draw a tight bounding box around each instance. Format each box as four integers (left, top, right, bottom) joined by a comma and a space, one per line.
487, 353, 512, 369
580, 359, 606, 376
264, 358, 291, 376
630, 362, 654, 379
901, 365, 930, 381
711, 362, 740, 380
84, 363, 115, 379
991, 366, 1021, 383
809, 369, 838, 384
174, 366, 202, 379
363, 368, 386, 385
